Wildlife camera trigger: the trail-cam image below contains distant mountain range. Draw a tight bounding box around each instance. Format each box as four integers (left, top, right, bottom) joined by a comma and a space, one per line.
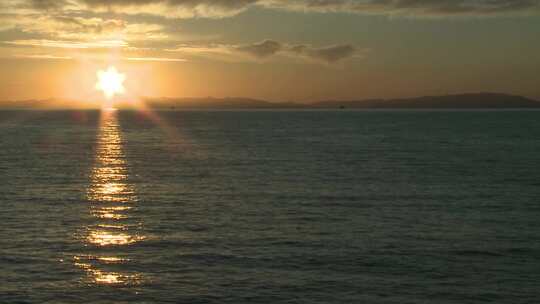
309, 93, 540, 109
148, 93, 540, 109
1, 93, 539, 109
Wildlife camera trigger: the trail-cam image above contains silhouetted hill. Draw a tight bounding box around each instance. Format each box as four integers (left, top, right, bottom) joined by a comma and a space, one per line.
0, 99, 51, 109
1, 93, 538, 109
0, 99, 99, 109
147, 97, 298, 109
148, 93, 540, 109
312, 93, 540, 109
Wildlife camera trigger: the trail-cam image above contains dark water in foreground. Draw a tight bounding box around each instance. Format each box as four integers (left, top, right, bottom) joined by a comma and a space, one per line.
1, 110, 540, 303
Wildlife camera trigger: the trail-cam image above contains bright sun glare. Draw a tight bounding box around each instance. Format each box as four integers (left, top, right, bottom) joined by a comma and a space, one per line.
96, 67, 126, 99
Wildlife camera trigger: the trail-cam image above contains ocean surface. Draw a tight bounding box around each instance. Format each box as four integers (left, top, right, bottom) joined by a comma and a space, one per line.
1, 109, 540, 303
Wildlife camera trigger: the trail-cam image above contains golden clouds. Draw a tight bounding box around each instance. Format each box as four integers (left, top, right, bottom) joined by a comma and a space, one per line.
9, 0, 540, 18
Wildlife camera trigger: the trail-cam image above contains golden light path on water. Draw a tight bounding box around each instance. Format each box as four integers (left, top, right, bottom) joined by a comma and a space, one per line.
74, 109, 145, 285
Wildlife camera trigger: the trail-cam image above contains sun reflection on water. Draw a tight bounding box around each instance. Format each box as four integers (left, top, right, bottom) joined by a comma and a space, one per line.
74, 109, 145, 286
87, 230, 145, 246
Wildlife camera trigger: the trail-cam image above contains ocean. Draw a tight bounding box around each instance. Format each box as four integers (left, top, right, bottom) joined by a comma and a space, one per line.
1, 109, 540, 303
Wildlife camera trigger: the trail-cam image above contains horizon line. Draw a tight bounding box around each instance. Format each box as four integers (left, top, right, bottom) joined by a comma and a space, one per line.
1, 92, 539, 105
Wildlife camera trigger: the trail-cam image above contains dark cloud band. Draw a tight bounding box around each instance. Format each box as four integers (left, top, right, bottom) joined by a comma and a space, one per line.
226, 39, 360, 63
23, 0, 540, 17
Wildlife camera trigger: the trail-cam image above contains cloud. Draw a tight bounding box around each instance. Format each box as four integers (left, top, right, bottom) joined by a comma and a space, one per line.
125, 56, 186, 62
0, 12, 168, 50
167, 43, 233, 54
50, 0, 260, 18
235, 39, 282, 58
262, 0, 540, 17
2, 14, 140, 34
13, 53, 73, 60
1, 1, 531, 68
5, 39, 128, 49
288, 44, 357, 63
235, 40, 360, 63
0, 0, 537, 52
9, 52, 186, 62
7, 0, 539, 18
168, 39, 361, 64
51, 16, 127, 35
27, 0, 69, 10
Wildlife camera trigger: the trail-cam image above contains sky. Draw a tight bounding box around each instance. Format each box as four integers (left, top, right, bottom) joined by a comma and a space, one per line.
1, 0, 540, 103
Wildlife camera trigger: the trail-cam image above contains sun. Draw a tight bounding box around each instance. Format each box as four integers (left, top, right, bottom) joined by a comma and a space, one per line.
96, 67, 126, 99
